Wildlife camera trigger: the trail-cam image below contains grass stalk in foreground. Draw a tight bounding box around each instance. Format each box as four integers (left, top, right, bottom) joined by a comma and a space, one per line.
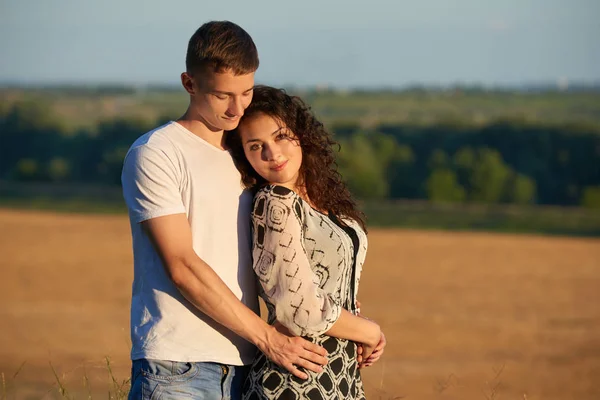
105, 357, 130, 400
83, 364, 92, 400
50, 361, 72, 399
1, 361, 27, 400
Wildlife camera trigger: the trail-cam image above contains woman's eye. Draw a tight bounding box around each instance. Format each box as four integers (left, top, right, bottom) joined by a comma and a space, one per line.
276, 133, 290, 140
249, 144, 261, 151
214, 94, 228, 100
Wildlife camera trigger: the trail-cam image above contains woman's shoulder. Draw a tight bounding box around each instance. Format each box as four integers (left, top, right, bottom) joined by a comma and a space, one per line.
254, 184, 300, 201
253, 185, 305, 222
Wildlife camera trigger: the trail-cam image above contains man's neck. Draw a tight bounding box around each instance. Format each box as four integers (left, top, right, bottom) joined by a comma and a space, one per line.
177, 113, 226, 150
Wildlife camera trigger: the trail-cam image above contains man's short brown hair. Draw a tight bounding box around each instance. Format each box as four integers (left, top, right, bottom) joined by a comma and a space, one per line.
186, 21, 259, 76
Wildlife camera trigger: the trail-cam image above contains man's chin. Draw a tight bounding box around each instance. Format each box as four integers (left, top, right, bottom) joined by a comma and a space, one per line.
222, 118, 241, 130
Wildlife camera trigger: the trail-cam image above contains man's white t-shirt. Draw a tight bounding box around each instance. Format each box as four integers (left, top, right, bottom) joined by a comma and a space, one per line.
121, 121, 259, 365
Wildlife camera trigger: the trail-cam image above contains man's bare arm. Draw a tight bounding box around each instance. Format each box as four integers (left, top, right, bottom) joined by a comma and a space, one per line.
142, 213, 328, 379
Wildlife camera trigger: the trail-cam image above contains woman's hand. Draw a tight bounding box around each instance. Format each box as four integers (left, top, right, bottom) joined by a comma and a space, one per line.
356, 315, 380, 363
355, 300, 365, 363
359, 331, 386, 368
354, 301, 386, 368
360, 339, 378, 364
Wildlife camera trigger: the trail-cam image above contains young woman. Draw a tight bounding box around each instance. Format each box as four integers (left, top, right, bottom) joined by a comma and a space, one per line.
227, 86, 386, 399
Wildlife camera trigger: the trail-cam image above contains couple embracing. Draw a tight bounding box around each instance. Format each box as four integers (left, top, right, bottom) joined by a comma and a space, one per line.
122, 20, 386, 400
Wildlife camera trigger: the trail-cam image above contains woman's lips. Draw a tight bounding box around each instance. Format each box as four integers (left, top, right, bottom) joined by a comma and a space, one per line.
270, 160, 288, 172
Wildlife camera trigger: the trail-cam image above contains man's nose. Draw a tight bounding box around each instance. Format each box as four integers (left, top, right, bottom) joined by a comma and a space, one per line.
228, 96, 244, 116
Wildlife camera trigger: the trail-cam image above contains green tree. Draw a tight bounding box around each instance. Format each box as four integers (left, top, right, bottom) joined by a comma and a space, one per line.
425, 169, 466, 203
428, 149, 449, 169
98, 146, 130, 184
48, 157, 71, 181
1, 101, 67, 180
371, 133, 398, 165
454, 148, 511, 203
388, 144, 418, 199
13, 158, 39, 181
470, 149, 511, 203
453, 147, 475, 189
503, 173, 537, 204
337, 134, 388, 199
581, 186, 600, 209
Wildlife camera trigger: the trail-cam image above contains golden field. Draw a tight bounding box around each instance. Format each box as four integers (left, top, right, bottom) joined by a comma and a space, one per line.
0, 209, 599, 399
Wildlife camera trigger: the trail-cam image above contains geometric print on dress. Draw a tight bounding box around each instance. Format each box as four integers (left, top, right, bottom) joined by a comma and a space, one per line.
243, 184, 368, 400
243, 334, 366, 400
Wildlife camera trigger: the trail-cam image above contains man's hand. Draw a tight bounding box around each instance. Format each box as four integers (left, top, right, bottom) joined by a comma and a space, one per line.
258, 323, 329, 380
359, 331, 386, 368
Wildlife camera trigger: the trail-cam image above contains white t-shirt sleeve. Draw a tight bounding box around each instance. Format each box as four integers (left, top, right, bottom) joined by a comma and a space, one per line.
252, 188, 342, 337
121, 145, 186, 223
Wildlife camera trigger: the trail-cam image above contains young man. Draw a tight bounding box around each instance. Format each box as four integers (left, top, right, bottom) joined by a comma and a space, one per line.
121, 21, 328, 399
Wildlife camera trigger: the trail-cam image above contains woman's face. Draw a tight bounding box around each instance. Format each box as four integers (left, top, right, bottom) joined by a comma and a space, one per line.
237, 113, 303, 190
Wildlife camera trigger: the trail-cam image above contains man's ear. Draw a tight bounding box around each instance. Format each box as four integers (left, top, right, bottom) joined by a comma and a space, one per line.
181, 72, 195, 95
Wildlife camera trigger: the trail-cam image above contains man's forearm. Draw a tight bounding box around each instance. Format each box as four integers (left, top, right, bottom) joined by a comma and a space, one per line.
169, 254, 271, 347
139, 214, 327, 379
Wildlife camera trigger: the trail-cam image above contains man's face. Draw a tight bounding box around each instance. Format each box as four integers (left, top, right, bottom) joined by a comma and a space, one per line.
184, 68, 255, 132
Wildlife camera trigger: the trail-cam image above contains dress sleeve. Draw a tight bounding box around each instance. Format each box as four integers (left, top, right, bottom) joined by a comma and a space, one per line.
251, 186, 342, 337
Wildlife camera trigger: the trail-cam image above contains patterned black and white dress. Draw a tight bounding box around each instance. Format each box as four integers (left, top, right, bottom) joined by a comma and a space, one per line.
243, 185, 368, 400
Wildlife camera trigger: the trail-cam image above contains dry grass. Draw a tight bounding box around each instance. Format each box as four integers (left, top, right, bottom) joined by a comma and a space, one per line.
0, 209, 599, 399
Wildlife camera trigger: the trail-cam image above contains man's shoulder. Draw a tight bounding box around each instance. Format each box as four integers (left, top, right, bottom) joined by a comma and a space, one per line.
124, 122, 188, 163
129, 122, 179, 152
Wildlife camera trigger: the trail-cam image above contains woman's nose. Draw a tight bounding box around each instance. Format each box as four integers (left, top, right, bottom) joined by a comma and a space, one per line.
263, 144, 281, 161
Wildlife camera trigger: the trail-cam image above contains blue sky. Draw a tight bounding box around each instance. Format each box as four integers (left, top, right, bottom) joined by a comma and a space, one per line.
1, 0, 598, 88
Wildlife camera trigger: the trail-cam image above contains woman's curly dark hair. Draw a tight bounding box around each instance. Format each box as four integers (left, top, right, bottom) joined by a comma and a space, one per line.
226, 85, 366, 232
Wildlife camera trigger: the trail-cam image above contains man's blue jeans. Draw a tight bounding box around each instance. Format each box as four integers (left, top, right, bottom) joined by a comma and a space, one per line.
128, 359, 249, 400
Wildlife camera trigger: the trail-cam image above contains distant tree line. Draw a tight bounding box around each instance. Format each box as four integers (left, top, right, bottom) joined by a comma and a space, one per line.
1, 100, 599, 208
